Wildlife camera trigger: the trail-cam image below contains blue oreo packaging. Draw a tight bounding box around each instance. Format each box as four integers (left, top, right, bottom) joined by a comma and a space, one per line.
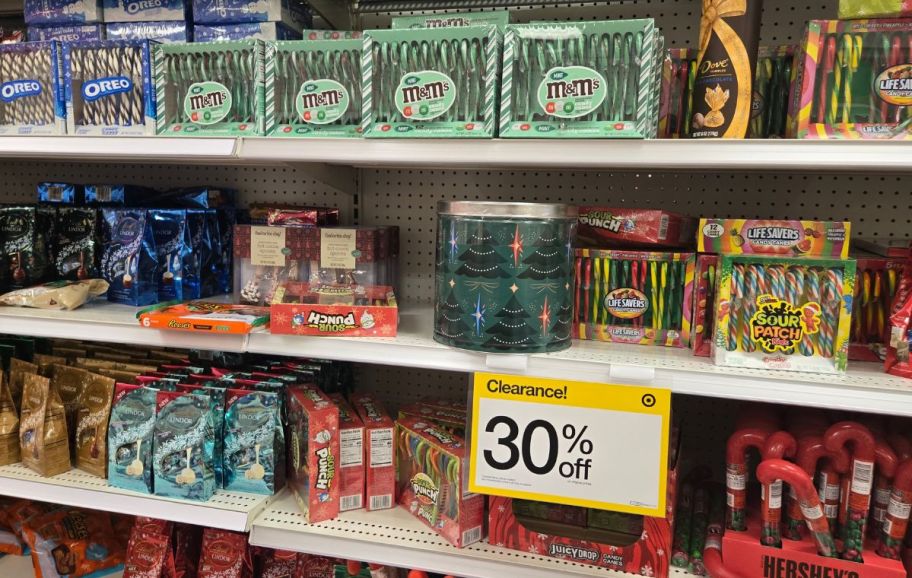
0, 42, 66, 136
24, 0, 102, 25
29, 24, 105, 41
192, 0, 311, 30
106, 21, 191, 43
194, 22, 299, 41
63, 40, 157, 135
37, 182, 82, 204
149, 209, 191, 302
101, 208, 158, 306
223, 389, 284, 495
85, 183, 159, 205
103, 0, 186, 22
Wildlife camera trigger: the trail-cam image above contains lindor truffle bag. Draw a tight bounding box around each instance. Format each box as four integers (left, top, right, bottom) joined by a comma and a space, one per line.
153, 391, 216, 501
75, 373, 115, 477
51, 364, 90, 461
19, 373, 70, 477
0, 375, 20, 466
108, 384, 156, 494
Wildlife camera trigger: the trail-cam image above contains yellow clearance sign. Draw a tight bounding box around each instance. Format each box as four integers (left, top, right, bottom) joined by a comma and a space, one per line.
470, 372, 671, 517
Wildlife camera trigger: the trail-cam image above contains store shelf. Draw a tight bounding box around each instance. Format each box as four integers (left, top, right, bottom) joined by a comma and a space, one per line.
251, 492, 669, 578
0, 136, 909, 172
0, 463, 272, 532
0, 297, 248, 352
0, 552, 123, 578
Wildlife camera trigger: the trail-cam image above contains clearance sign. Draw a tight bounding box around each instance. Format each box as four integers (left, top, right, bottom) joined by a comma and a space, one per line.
469, 372, 671, 517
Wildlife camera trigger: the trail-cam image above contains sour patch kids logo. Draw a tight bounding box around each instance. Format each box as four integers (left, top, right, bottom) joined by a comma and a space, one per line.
749, 295, 821, 353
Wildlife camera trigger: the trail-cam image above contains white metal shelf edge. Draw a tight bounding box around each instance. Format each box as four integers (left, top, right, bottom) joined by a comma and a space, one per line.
0, 464, 272, 532
0, 136, 237, 162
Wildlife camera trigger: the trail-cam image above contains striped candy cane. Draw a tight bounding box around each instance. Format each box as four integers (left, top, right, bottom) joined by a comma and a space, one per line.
802, 268, 821, 357
729, 263, 745, 351
821, 268, 844, 360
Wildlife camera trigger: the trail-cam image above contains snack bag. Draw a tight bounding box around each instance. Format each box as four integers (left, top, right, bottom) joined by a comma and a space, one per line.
0, 374, 20, 466
198, 528, 251, 578
123, 526, 172, 578
22, 508, 125, 578
0, 496, 25, 555
9, 356, 39, 410
19, 373, 71, 477
51, 364, 91, 461
153, 390, 216, 501
75, 373, 115, 477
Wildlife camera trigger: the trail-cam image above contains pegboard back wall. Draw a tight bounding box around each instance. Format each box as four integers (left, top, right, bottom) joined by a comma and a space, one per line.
0, 160, 354, 219
358, 0, 834, 46
361, 168, 912, 303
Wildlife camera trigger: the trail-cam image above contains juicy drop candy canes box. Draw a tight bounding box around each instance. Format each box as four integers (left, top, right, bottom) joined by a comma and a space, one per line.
712, 254, 856, 374
350, 393, 394, 511
361, 25, 500, 138
329, 393, 365, 512
397, 415, 484, 548
155, 40, 268, 136
697, 219, 851, 258
286, 385, 340, 523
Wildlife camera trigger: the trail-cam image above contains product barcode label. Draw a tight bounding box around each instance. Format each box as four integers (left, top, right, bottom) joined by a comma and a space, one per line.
726, 472, 746, 491
341, 494, 363, 511
874, 506, 886, 522
825, 483, 840, 501
462, 526, 482, 546
370, 494, 392, 510
851, 460, 874, 495
876, 487, 891, 505
824, 504, 839, 519
888, 497, 912, 520
768, 481, 783, 509
369, 428, 393, 467
801, 503, 824, 520
658, 214, 669, 240
885, 518, 894, 535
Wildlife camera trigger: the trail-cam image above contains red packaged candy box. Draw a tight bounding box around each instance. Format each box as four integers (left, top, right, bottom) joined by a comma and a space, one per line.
577, 208, 697, 249
350, 394, 395, 511
328, 393, 366, 512
286, 386, 340, 524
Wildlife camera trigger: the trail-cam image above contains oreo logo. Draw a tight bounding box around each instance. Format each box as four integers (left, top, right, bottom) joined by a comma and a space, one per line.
0, 80, 41, 102
82, 76, 132, 102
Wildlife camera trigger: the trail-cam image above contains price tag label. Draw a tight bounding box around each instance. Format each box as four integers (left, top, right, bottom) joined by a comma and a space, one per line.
469, 372, 670, 517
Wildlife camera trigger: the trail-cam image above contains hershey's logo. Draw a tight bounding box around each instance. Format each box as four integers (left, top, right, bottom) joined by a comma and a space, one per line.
762, 555, 859, 578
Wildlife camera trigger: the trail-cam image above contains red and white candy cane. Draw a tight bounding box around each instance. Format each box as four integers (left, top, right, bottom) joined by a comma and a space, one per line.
757, 459, 837, 558
870, 439, 899, 540
785, 435, 850, 541
726, 428, 771, 531
825, 421, 877, 562
760, 431, 797, 547
878, 459, 912, 560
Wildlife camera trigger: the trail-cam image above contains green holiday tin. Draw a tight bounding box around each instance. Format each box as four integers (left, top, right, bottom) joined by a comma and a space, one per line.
435, 201, 578, 353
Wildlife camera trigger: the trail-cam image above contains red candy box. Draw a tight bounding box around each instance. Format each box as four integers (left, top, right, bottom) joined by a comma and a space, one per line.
286, 386, 340, 523
577, 208, 697, 249
350, 394, 395, 511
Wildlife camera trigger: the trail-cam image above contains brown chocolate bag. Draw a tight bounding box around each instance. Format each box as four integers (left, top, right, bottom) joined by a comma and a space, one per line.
8, 358, 38, 410
19, 373, 70, 476
32, 354, 68, 377
51, 364, 90, 460
75, 357, 157, 375
51, 346, 88, 362
0, 374, 20, 466
95, 368, 142, 384
75, 373, 115, 478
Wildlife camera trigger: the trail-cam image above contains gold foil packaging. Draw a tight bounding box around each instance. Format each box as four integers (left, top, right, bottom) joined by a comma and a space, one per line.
19, 373, 70, 477
75, 374, 115, 478
0, 375, 19, 466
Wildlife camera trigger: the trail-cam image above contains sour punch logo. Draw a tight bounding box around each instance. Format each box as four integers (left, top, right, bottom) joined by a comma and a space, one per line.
410, 472, 439, 523
293, 311, 359, 333
314, 447, 335, 490
82, 76, 132, 102
538, 66, 607, 118
0, 80, 41, 103
749, 295, 821, 354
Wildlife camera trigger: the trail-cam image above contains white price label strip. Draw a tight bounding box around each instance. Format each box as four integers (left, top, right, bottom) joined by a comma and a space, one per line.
469, 372, 670, 517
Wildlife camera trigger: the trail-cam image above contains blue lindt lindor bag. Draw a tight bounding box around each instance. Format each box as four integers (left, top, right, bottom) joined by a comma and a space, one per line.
153, 390, 216, 501
108, 383, 156, 494
223, 389, 284, 495
175, 383, 225, 488
149, 209, 190, 302
101, 208, 158, 306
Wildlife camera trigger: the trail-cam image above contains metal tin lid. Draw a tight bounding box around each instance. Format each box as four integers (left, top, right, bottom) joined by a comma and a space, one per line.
437, 201, 577, 219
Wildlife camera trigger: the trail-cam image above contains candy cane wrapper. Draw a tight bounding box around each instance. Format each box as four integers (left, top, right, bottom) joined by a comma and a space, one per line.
712, 254, 855, 374
0, 42, 66, 135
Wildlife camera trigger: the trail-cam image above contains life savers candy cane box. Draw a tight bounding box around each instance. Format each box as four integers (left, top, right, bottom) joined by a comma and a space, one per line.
286, 385, 340, 523
328, 393, 366, 512
350, 394, 394, 511
697, 219, 851, 258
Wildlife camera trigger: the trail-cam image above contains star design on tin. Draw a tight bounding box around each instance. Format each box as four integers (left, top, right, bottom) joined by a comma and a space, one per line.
449, 278, 456, 288
473, 293, 486, 336
509, 224, 523, 267
510, 283, 519, 293
538, 296, 550, 335
449, 227, 458, 261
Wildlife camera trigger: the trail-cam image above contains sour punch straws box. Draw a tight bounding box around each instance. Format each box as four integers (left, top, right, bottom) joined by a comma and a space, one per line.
350, 394, 394, 511
286, 386, 340, 523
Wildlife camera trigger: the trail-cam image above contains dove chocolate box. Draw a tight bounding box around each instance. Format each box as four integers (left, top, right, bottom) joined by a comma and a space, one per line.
223, 389, 284, 495
108, 383, 156, 493
153, 390, 216, 501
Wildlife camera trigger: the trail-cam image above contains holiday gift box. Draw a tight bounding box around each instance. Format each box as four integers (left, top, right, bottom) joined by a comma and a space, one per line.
692, 254, 720, 357
63, 40, 157, 136
574, 249, 695, 348
0, 42, 66, 136
361, 25, 501, 138
435, 201, 578, 353
269, 39, 362, 137
499, 20, 663, 139
751, 45, 799, 139
29, 24, 104, 41
697, 219, 851, 258
839, 0, 912, 18
139, 302, 270, 334
350, 393, 394, 511
194, 22, 298, 41
712, 255, 856, 374
286, 386, 340, 523
849, 254, 904, 361
103, 0, 186, 22
791, 19, 912, 140
577, 207, 696, 249
328, 393, 365, 512
658, 48, 697, 139
269, 284, 397, 337
24, 0, 102, 25
154, 40, 268, 136
391, 10, 509, 30
397, 415, 484, 548
106, 21, 191, 43
233, 224, 397, 306
489, 429, 680, 577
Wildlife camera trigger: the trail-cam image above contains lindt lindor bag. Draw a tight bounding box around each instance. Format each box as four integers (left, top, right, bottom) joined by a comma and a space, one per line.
0, 374, 20, 466
51, 364, 90, 460
75, 373, 115, 477
19, 373, 70, 477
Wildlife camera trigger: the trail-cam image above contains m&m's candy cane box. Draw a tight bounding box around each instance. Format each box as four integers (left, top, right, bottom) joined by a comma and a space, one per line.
712, 255, 856, 374
396, 415, 485, 548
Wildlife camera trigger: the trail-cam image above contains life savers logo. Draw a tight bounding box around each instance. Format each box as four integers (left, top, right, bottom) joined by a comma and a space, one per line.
749, 295, 821, 354
875, 65, 912, 106
314, 447, 335, 490
395, 70, 455, 121
762, 555, 859, 578
0, 80, 41, 103
537, 66, 607, 119
604, 288, 649, 319
745, 226, 801, 246
82, 76, 132, 102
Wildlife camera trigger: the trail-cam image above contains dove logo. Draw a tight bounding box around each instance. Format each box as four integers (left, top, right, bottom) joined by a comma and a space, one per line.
0, 80, 41, 102
82, 76, 132, 102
